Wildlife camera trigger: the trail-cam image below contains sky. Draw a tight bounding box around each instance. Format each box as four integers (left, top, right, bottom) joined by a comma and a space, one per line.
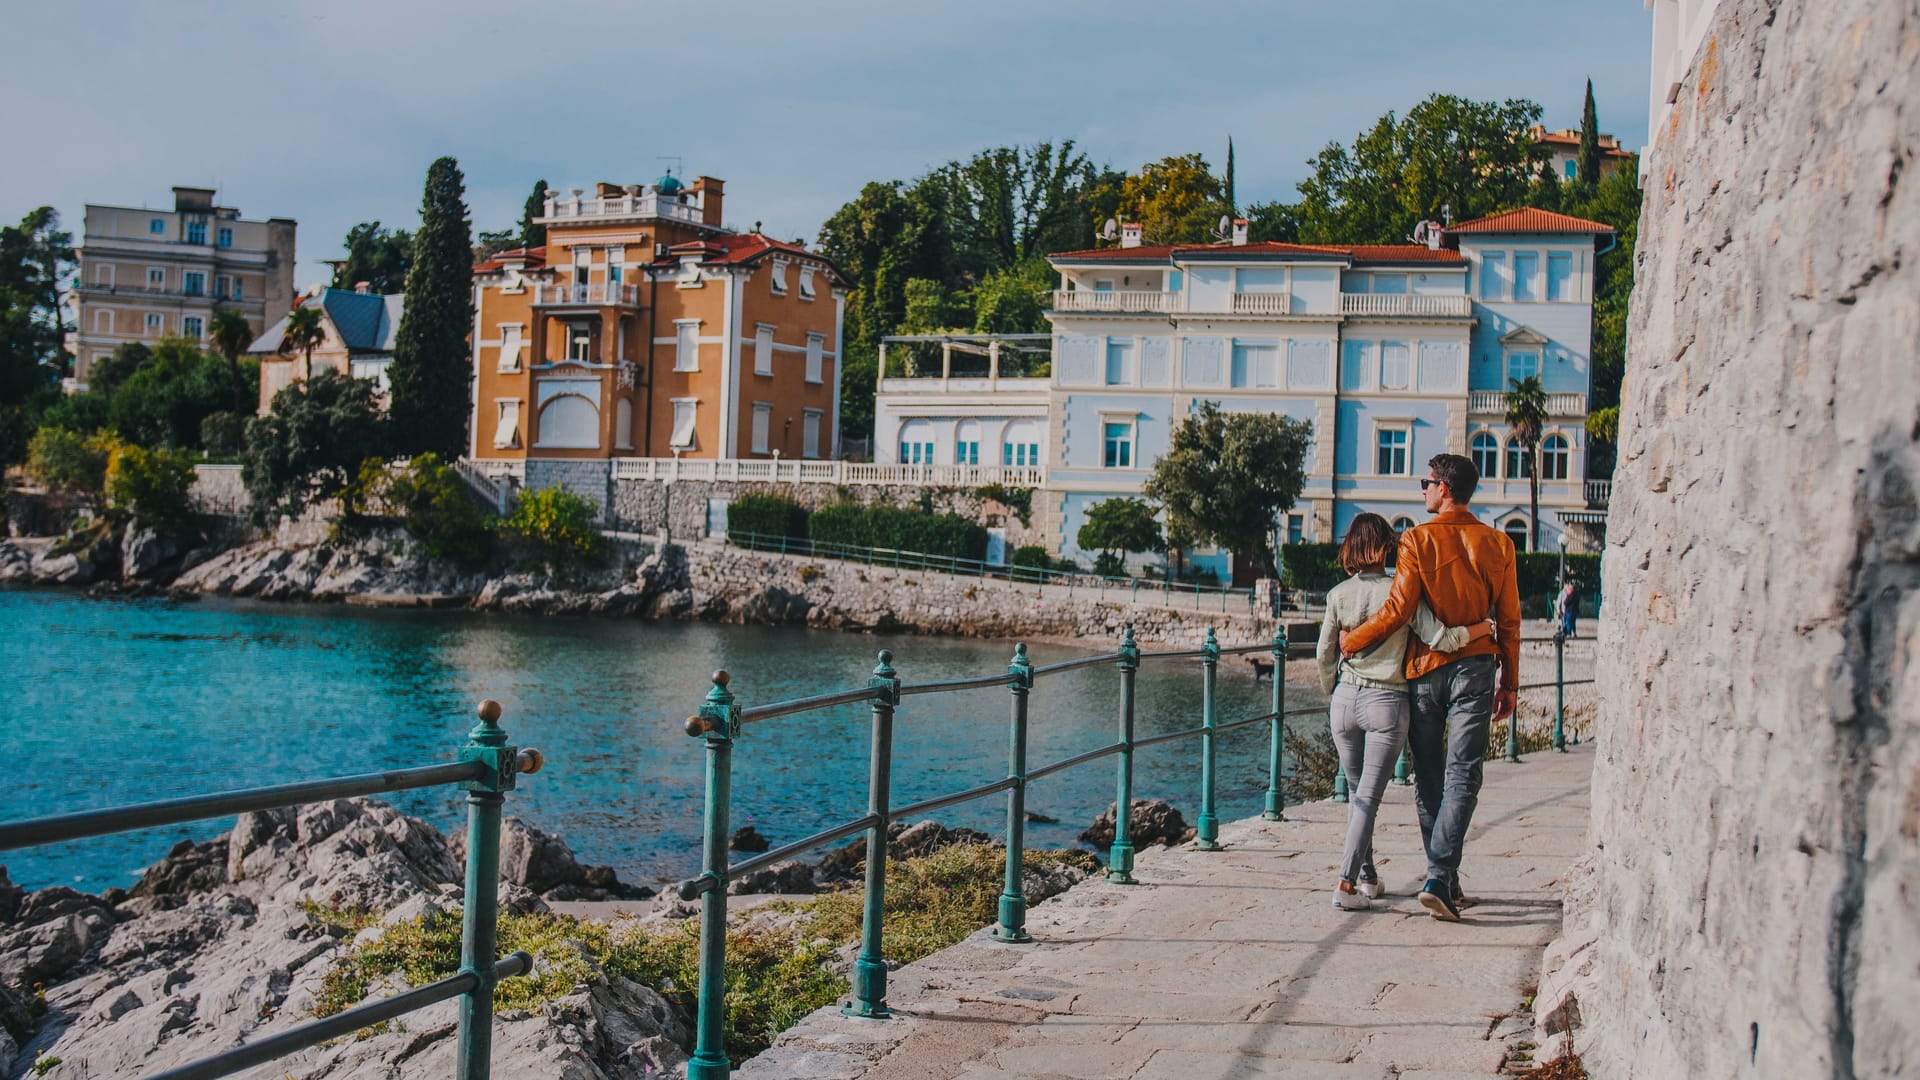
1, 1, 1652, 288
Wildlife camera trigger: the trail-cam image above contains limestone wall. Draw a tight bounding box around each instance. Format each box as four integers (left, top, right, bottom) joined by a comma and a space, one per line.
608, 477, 1048, 549
1550, 2, 1919, 1076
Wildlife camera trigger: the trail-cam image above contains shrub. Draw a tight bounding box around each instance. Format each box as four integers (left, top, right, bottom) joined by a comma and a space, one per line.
26, 428, 118, 495
808, 502, 987, 561
198, 411, 247, 457
105, 443, 197, 531
727, 493, 808, 540
1279, 542, 1343, 592
374, 453, 496, 564
1092, 551, 1126, 578
500, 486, 605, 567
973, 484, 1034, 527
243, 370, 390, 520
1009, 544, 1050, 569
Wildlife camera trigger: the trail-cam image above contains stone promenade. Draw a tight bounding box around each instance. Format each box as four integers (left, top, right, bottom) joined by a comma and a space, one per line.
741, 744, 1593, 1079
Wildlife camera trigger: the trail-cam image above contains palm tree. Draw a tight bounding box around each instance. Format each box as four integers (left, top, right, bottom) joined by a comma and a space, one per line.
1505, 374, 1549, 551
279, 305, 326, 385
208, 310, 255, 412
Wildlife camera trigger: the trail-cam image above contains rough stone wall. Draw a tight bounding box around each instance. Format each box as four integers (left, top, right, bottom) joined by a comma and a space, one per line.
608, 477, 1048, 548
189, 465, 248, 516
1547, 2, 1919, 1076
524, 459, 616, 522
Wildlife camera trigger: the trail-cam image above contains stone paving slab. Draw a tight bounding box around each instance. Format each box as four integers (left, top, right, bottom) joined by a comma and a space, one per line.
738, 744, 1593, 1079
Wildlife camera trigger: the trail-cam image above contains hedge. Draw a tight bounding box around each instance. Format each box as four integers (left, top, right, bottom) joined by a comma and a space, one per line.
1282, 543, 1601, 607
727, 493, 808, 539
809, 502, 987, 561
1279, 543, 1344, 592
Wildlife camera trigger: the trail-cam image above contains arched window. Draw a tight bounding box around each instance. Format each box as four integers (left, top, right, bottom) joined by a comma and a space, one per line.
1392, 516, 1416, 533
1504, 518, 1530, 552
954, 420, 981, 466
1541, 434, 1570, 480
1001, 419, 1042, 468
1505, 436, 1532, 479
1471, 432, 1499, 480
898, 419, 935, 465
535, 394, 600, 449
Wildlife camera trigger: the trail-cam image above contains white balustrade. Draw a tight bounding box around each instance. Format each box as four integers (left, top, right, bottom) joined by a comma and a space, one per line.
603, 459, 1044, 488
1339, 293, 1473, 317
1468, 391, 1588, 415
542, 193, 704, 226
1231, 292, 1292, 314
535, 283, 641, 306
1051, 290, 1175, 313
1585, 480, 1612, 507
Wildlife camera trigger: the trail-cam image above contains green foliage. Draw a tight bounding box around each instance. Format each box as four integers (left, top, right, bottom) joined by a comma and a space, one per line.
1092, 551, 1126, 577
389, 157, 476, 459
520, 179, 549, 248
277, 304, 327, 383
1516, 552, 1601, 608
371, 453, 496, 563
36, 387, 110, 437
1112, 152, 1230, 244
1506, 375, 1549, 550
26, 427, 117, 495
1278, 542, 1344, 592
207, 310, 256, 412
1577, 79, 1602, 187
499, 486, 605, 566
88, 341, 152, 396
243, 369, 389, 519
727, 493, 809, 539
330, 221, 412, 294
1561, 167, 1642, 417
1076, 498, 1164, 568
107, 339, 245, 449
808, 501, 986, 560
1244, 199, 1304, 243
973, 483, 1033, 527
898, 277, 970, 334
0, 206, 72, 467
1144, 401, 1312, 577
609, 919, 843, 1064
970, 257, 1052, 335
105, 443, 197, 531
29, 1055, 60, 1076
1009, 544, 1051, 570
199, 411, 247, 457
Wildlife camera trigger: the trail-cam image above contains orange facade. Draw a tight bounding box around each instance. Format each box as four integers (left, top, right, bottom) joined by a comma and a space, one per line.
470, 177, 845, 462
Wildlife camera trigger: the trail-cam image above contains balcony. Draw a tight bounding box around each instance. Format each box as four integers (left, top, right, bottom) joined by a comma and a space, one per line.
1231, 291, 1292, 314
534, 283, 642, 308
538, 192, 704, 227
1469, 390, 1588, 416
1585, 480, 1611, 507
1051, 289, 1175, 314
1340, 293, 1472, 317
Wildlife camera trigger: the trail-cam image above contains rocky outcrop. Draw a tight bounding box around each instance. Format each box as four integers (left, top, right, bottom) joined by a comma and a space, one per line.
815, 820, 994, 884
447, 817, 653, 902
1078, 798, 1196, 849
1535, 2, 1920, 1077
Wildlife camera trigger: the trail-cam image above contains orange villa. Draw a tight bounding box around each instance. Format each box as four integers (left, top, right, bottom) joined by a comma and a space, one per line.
469, 174, 847, 487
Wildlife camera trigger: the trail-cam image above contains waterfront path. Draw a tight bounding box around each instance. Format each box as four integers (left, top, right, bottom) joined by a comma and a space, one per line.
742, 744, 1592, 1079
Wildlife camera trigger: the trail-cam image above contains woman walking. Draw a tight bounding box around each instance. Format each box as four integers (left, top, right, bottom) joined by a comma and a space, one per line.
1316, 514, 1490, 910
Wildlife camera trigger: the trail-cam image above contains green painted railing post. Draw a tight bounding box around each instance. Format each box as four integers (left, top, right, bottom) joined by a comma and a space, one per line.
1194, 629, 1223, 850
844, 650, 900, 1019
1553, 631, 1568, 752
686, 670, 740, 1080
994, 644, 1034, 943
1334, 763, 1350, 803
1262, 629, 1286, 821
456, 699, 521, 1080
1505, 691, 1523, 763
1108, 627, 1140, 884
1392, 744, 1412, 786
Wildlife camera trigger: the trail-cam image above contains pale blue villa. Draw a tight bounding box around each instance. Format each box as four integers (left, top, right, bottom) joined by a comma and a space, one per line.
872, 209, 1615, 581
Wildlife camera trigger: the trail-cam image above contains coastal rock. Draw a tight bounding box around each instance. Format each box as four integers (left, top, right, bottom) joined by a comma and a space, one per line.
0, 868, 22, 925
1078, 798, 1195, 849
128, 838, 230, 899
0, 914, 91, 986
730, 825, 771, 853
728, 860, 816, 896
121, 521, 191, 581
449, 817, 651, 902
816, 820, 992, 883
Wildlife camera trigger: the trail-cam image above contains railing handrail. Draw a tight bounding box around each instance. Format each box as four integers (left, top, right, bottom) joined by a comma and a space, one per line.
2, 703, 545, 1080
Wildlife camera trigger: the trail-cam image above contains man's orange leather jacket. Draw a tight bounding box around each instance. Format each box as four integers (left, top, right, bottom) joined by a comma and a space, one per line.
1342, 508, 1523, 692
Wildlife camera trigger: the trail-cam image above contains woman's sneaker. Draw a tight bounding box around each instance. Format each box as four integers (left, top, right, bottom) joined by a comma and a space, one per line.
1358, 874, 1385, 900
1333, 881, 1371, 911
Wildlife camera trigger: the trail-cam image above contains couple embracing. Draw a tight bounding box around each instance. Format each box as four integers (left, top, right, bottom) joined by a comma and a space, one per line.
1313, 453, 1521, 921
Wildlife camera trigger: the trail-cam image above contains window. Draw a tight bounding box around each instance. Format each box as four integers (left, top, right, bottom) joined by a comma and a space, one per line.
1002, 420, 1041, 468
232, 278, 242, 300
183, 271, 205, 296
567, 325, 593, 363
1380, 341, 1411, 390
1541, 434, 1570, 480
798, 266, 816, 300
769, 259, 789, 295
1287, 515, 1304, 546
1376, 427, 1409, 475
534, 381, 601, 449
145, 312, 163, 333
214, 274, 230, 299
573, 248, 591, 301
606, 245, 624, 286
497, 325, 523, 372
1507, 351, 1540, 383
93, 264, 113, 286
1512, 252, 1538, 302
1372, 273, 1408, 294
181, 316, 203, 339
670, 399, 698, 449
147, 267, 164, 288
1093, 279, 1114, 292
955, 420, 981, 465
1563, 160, 1577, 180
217, 226, 233, 248
1102, 421, 1133, 469
1504, 519, 1530, 552
1231, 342, 1278, 389
149, 218, 166, 235
93, 310, 112, 333
1105, 339, 1133, 386
493, 400, 522, 448
1287, 340, 1331, 390
1392, 516, 1417, 533
674, 321, 700, 371
186, 220, 207, 245
1547, 252, 1573, 301
802, 410, 822, 458
898, 420, 934, 464
1506, 437, 1533, 479
1471, 432, 1500, 479
1479, 252, 1505, 300
805, 333, 824, 383
1340, 340, 1373, 392
351, 358, 392, 394
753, 324, 774, 376
1417, 341, 1463, 392
751, 402, 772, 454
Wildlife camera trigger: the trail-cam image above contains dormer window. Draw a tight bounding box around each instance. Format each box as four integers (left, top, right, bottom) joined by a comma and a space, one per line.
770, 258, 790, 295
798, 265, 816, 300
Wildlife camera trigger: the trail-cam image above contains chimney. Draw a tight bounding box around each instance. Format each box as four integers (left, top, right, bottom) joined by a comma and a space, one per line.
1120, 222, 1143, 249
1427, 226, 1445, 251
595, 181, 623, 198
1231, 218, 1249, 246
692, 176, 725, 227
354, 281, 372, 295
172, 186, 216, 212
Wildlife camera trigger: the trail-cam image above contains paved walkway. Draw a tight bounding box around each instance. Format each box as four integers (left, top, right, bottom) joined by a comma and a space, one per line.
742, 744, 1593, 1080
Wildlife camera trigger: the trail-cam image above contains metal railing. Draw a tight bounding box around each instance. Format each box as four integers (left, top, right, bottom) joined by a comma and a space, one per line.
675, 627, 1304, 1078
725, 529, 1265, 614
0, 703, 546, 1080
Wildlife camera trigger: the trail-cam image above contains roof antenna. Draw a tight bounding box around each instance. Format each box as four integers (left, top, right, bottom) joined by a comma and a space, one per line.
1441, 202, 1453, 227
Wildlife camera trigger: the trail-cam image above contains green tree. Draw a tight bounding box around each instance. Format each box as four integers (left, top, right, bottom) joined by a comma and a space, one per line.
970, 258, 1052, 335
208, 310, 256, 412
243, 369, 389, 520
520, 179, 549, 248
330, 222, 412, 293
1505, 374, 1549, 551
1224, 137, 1236, 214
87, 341, 152, 397
1143, 401, 1313, 576
367, 452, 495, 564
279, 305, 326, 383
0, 207, 72, 465
940, 141, 1095, 275
388, 156, 475, 459
107, 338, 240, 449
1116, 153, 1229, 245
1076, 497, 1164, 576
1576, 79, 1602, 187
26, 427, 117, 495
105, 442, 197, 532
1561, 167, 1641, 418
1244, 200, 1303, 243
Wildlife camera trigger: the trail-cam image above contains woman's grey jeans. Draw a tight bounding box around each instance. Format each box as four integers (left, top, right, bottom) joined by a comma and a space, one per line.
1329, 682, 1411, 885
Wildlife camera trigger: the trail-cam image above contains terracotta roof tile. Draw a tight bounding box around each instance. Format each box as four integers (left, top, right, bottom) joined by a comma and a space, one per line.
651, 233, 849, 285
1048, 240, 1463, 264
472, 245, 547, 273
1447, 208, 1616, 235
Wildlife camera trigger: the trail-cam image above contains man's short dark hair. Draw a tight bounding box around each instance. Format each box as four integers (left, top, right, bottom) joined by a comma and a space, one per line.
1428, 453, 1478, 504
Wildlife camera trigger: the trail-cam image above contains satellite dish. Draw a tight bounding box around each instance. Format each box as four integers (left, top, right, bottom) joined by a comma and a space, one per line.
1411, 220, 1432, 244
1219, 215, 1231, 235
1102, 218, 1118, 241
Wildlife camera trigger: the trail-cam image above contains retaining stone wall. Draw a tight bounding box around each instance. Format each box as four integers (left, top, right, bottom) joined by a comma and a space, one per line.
525, 459, 617, 522
189, 465, 248, 516
1541, 2, 1920, 1076
609, 477, 1048, 549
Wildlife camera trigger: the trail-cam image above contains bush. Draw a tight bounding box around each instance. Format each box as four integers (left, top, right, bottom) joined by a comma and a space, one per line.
1517, 551, 1602, 615
26, 428, 118, 495
1092, 551, 1126, 578
106, 340, 242, 449
973, 483, 1034, 527
727, 493, 808, 539
500, 486, 605, 567
105, 443, 197, 531
808, 502, 987, 561
243, 370, 390, 520
1279, 542, 1343, 592
1009, 544, 1050, 569
373, 453, 496, 564
198, 411, 247, 457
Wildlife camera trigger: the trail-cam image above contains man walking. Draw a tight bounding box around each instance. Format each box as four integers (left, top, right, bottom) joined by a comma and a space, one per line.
1339, 454, 1520, 921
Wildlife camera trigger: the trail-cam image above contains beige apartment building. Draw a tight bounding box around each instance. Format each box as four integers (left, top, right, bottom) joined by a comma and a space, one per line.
66, 186, 296, 386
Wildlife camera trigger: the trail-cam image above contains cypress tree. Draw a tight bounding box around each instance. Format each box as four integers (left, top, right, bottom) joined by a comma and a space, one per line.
1576, 80, 1602, 187
1225, 137, 1236, 214
519, 179, 548, 248
388, 156, 474, 460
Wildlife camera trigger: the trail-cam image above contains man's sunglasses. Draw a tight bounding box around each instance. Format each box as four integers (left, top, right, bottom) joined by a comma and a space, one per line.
1419, 479, 1443, 491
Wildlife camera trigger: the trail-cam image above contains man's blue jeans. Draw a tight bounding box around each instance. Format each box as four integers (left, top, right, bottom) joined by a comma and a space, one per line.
1407, 654, 1497, 887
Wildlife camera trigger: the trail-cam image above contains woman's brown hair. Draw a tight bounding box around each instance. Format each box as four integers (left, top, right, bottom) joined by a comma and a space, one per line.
1339, 513, 1397, 575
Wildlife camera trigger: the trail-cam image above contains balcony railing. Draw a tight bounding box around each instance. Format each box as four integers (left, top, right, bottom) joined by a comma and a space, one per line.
1231, 291, 1293, 314
534, 282, 642, 307
539, 192, 704, 226
607, 457, 1045, 488
1051, 289, 1175, 313
1469, 390, 1588, 415
1339, 293, 1473, 317
1585, 480, 1611, 507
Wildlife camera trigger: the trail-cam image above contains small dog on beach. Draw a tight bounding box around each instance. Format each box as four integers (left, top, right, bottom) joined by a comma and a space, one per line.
1247, 657, 1274, 684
